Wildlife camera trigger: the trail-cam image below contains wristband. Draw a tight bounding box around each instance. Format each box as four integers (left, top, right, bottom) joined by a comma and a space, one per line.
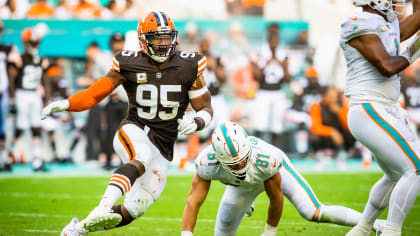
193, 117, 204, 131
195, 110, 212, 129
181, 231, 193, 236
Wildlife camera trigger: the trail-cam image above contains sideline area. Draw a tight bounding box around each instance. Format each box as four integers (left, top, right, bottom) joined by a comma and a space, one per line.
0, 158, 381, 178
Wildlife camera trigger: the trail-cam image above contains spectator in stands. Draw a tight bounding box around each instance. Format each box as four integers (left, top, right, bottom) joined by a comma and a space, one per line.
102, 33, 127, 169
0, 0, 27, 19
179, 22, 201, 52
292, 66, 326, 113
252, 24, 291, 147
100, 0, 119, 19
217, 21, 251, 77
198, 37, 228, 138
291, 30, 309, 48
286, 66, 326, 155
121, 0, 143, 19
230, 54, 261, 130
42, 62, 74, 163
0, 20, 21, 170
72, 0, 101, 19
242, 0, 265, 15
53, 0, 72, 19
308, 87, 355, 170
76, 42, 105, 162
26, 0, 54, 19
225, 0, 243, 15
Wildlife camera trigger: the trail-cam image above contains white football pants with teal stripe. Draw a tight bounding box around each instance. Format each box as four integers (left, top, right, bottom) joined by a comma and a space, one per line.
348, 102, 420, 228
214, 155, 383, 236
280, 155, 381, 228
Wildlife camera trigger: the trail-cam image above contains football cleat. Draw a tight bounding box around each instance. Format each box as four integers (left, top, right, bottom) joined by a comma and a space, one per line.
81, 206, 122, 232
346, 223, 371, 236
60, 217, 86, 236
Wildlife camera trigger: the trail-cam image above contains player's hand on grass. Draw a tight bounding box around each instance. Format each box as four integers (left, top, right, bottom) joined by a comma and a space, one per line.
41, 99, 70, 120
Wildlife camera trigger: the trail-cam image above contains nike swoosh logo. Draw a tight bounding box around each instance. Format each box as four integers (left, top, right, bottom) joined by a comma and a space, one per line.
273, 160, 276, 167
350, 17, 358, 20
200, 159, 203, 166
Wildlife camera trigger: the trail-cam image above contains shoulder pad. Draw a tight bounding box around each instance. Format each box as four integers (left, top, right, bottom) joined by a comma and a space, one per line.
251, 138, 284, 177
194, 146, 219, 181
112, 50, 142, 72
176, 52, 207, 77
253, 152, 283, 173
341, 12, 379, 42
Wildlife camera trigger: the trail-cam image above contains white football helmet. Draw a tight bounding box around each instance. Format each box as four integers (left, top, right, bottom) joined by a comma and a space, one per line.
212, 122, 252, 179
354, 0, 405, 22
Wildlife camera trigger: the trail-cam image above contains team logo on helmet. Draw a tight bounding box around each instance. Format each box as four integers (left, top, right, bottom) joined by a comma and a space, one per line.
212, 122, 252, 179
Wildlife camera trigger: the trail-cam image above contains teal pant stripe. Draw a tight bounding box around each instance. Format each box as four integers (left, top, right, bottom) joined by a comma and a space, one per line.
220, 123, 238, 157
362, 103, 420, 172
283, 160, 320, 208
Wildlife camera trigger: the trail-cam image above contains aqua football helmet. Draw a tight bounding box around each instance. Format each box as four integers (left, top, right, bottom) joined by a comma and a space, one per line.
212, 122, 252, 179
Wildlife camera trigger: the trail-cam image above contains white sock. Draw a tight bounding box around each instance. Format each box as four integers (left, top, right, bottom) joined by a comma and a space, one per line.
320, 205, 361, 226
387, 174, 420, 227
357, 219, 373, 232
381, 223, 402, 236
99, 185, 123, 210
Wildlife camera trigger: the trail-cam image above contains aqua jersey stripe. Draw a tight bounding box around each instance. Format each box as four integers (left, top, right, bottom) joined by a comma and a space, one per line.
363, 103, 420, 172
283, 160, 320, 208
220, 124, 238, 157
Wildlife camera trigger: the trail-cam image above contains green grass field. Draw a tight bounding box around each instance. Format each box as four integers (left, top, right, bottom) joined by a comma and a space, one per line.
0, 173, 419, 236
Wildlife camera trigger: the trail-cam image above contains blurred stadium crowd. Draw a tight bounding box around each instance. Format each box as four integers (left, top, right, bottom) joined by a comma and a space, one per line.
0, 0, 419, 173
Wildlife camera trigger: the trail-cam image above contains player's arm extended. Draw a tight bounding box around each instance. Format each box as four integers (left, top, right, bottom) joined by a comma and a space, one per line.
67, 70, 125, 111
400, 0, 420, 42
178, 75, 213, 135
261, 172, 283, 236
41, 70, 125, 119
181, 173, 211, 235
348, 34, 409, 77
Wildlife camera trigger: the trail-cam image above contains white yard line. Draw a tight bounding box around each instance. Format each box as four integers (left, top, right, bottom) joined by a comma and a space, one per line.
24, 229, 60, 233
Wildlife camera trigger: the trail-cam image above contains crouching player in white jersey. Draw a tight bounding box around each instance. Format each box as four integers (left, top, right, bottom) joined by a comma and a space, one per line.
340, 1, 420, 235
181, 122, 385, 236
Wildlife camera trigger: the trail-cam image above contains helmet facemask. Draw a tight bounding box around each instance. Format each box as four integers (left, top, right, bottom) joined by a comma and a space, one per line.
355, 0, 405, 22
219, 149, 252, 179
140, 26, 178, 63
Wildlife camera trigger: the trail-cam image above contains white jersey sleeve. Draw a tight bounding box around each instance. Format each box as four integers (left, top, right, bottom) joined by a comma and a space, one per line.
194, 145, 220, 181
341, 12, 379, 43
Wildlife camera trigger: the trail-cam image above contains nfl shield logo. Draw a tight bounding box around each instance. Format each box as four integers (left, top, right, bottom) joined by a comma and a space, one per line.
156, 72, 162, 79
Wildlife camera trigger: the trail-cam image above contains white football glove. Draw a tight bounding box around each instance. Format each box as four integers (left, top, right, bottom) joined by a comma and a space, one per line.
402, 35, 420, 64
177, 117, 198, 135
260, 224, 277, 236
41, 100, 70, 120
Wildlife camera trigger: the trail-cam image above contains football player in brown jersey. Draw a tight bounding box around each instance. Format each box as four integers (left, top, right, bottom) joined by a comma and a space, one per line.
42, 11, 213, 235
8, 27, 49, 171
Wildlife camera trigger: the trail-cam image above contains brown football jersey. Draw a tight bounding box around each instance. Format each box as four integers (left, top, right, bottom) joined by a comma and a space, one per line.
14, 53, 48, 91
113, 50, 207, 161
